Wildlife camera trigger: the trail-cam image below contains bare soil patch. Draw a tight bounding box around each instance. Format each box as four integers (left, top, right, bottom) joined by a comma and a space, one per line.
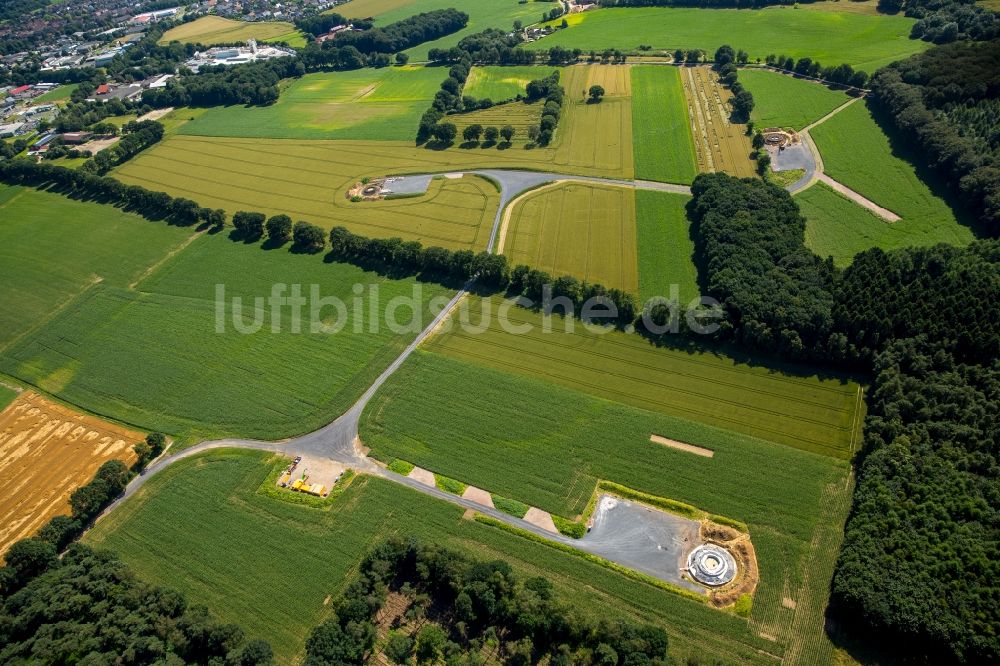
407, 466, 436, 487
137, 107, 175, 123
461, 485, 495, 508
523, 507, 558, 533
0, 392, 141, 556
650, 433, 714, 458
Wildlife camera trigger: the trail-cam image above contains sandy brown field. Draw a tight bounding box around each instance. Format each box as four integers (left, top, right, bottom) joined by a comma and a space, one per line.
681, 66, 755, 178
0, 392, 141, 556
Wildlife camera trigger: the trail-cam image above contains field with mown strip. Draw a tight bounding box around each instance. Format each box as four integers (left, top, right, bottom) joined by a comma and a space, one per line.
631, 66, 697, 184
503, 183, 638, 293
159, 15, 306, 47
0, 233, 453, 442
422, 297, 861, 458
739, 68, 850, 130
333, 0, 542, 61
531, 6, 927, 71
360, 353, 853, 658
179, 68, 443, 141
809, 101, 976, 249
797, 182, 911, 266
86, 449, 810, 664
114, 136, 500, 249
464, 65, 558, 101
0, 185, 194, 349
681, 66, 756, 178
635, 190, 699, 305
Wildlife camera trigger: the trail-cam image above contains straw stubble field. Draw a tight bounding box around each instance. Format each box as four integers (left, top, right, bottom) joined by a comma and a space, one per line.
0, 391, 141, 556
681, 66, 755, 178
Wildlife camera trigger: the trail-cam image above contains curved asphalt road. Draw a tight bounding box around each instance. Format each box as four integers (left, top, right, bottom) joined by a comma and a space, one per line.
96, 168, 711, 590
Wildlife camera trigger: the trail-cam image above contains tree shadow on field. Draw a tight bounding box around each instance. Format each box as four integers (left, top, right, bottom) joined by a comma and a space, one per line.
261, 236, 289, 251
867, 99, 988, 239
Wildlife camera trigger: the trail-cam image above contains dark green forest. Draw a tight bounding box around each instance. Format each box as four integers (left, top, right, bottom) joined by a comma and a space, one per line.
304, 538, 671, 666
688, 171, 1000, 661
869, 39, 1000, 234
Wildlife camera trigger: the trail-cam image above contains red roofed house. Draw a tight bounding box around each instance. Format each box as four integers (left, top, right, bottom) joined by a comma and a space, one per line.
95, 84, 110, 95
10, 85, 31, 97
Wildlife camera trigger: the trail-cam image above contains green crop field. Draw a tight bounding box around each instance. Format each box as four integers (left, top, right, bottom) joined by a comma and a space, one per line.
464, 65, 558, 101
810, 101, 976, 251
0, 185, 194, 350
360, 350, 853, 658
532, 6, 927, 71
503, 183, 639, 293
635, 190, 699, 305
740, 69, 850, 130
417, 297, 861, 458
33, 83, 77, 104
159, 15, 306, 47
631, 66, 698, 184
0, 385, 17, 411
334, 0, 543, 61
179, 68, 444, 141
114, 136, 502, 249
86, 449, 832, 664
797, 182, 914, 266
0, 232, 453, 442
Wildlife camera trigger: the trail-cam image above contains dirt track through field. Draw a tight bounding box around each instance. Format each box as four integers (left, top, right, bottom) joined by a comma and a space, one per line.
0, 392, 141, 556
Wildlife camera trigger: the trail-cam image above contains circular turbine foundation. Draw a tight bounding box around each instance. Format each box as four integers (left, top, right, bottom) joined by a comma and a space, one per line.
686, 544, 737, 586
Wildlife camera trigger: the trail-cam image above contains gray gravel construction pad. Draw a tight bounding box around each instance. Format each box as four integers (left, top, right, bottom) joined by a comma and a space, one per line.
771, 143, 812, 172
384, 174, 434, 195
580, 495, 705, 593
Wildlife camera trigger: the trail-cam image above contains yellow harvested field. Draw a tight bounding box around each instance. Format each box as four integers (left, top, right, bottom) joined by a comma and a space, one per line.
0, 392, 141, 557
159, 15, 302, 46
115, 136, 502, 250
550, 65, 634, 177
681, 66, 755, 178
503, 182, 638, 294
582, 63, 632, 98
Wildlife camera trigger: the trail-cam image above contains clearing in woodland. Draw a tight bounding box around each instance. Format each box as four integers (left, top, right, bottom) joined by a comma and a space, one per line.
86, 449, 810, 664
158, 15, 305, 47
502, 182, 639, 294
419, 297, 861, 459
631, 66, 698, 184
809, 101, 976, 252
0, 391, 141, 556
0, 233, 453, 443
681, 66, 755, 178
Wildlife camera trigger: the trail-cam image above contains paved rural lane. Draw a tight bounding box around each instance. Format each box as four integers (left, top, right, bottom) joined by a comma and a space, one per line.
95, 169, 709, 591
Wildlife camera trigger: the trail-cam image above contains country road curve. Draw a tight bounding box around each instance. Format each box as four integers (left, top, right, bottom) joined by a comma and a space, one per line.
92, 168, 713, 592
